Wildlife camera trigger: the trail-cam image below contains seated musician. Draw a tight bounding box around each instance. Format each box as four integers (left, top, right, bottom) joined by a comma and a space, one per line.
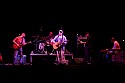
108, 37, 120, 52
111, 37, 120, 49
107, 37, 121, 62
44, 31, 55, 54
45, 31, 54, 45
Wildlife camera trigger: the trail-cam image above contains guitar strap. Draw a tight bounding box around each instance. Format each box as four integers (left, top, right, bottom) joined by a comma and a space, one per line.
62, 35, 63, 42
55, 35, 59, 42
62, 35, 63, 46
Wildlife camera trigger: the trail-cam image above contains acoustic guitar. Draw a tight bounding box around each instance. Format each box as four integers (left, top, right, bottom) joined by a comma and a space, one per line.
13, 41, 31, 49
52, 40, 68, 49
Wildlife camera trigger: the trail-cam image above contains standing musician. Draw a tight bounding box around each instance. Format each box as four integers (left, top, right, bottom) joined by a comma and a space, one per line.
78, 32, 92, 63
52, 30, 68, 64
13, 32, 31, 64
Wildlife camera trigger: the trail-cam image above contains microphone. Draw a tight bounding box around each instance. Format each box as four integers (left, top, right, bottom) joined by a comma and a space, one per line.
77, 34, 79, 42
77, 34, 79, 38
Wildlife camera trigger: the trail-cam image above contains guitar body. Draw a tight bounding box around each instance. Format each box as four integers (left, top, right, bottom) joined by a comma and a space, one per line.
53, 42, 61, 49
52, 40, 68, 49
13, 41, 31, 50
13, 43, 22, 49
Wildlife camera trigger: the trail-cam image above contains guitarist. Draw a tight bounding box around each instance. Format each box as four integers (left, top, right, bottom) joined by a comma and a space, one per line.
52, 30, 68, 64
13, 32, 27, 64
78, 32, 92, 64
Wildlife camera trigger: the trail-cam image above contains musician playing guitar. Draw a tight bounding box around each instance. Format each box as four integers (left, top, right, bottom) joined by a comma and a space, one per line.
13, 32, 31, 64
52, 30, 68, 65
78, 32, 92, 64
45, 31, 54, 45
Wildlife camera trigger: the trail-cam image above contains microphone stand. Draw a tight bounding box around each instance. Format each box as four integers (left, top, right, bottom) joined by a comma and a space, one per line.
77, 34, 79, 57
60, 34, 63, 63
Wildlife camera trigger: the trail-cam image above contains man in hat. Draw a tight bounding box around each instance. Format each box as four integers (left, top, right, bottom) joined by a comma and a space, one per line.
52, 30, 68, 64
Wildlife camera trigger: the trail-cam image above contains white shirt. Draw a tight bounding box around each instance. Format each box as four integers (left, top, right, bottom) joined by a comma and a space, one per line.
112, 41, 120, 49
52, 35, 67, 44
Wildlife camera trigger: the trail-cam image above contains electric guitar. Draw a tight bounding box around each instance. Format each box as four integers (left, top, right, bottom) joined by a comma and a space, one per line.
13, 41, 31, 49
52, 40, 68, 49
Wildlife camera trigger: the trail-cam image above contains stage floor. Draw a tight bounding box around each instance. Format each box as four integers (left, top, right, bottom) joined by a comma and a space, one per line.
1, 52, 125, 81
0, 63, 125, 81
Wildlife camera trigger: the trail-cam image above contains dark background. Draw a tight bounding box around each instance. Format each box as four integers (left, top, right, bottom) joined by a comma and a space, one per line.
0, 2, 125, 63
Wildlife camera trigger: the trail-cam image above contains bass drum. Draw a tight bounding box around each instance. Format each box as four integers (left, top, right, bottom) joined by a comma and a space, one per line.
39, 43, 45, 51
44, 44, 53, 54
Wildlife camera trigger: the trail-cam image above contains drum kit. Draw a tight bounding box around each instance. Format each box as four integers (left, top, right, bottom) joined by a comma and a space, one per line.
32, 35, 54, 54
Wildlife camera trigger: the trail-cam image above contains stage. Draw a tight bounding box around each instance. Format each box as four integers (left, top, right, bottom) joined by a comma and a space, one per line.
30, 53, 74, 65
0, 64, 125, 78
0, 62, 125, 81
0, 64, 125, 82
0, 52, 125, 81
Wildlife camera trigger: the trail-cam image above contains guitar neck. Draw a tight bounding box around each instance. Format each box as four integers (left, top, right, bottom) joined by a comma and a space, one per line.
23, 41, 31, 46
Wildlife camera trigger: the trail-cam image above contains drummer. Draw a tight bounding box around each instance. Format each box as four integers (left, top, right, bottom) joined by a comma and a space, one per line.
43, 31, 55, 54
45, 31, 54, 45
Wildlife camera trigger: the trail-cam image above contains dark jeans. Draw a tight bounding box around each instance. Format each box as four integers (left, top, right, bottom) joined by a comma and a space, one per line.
84, 46, 90, 62
13, 47, 23, 64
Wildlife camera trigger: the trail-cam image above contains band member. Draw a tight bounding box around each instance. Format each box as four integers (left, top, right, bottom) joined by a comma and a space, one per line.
44, 31, 54, 54
111, 37, 120, 49
83, 32, 92, 63
13, 32, 28, 64
106, 37, 121, 63
78, 32, 92, 63
52, 30, 68, 64
45, 31, 54, 45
